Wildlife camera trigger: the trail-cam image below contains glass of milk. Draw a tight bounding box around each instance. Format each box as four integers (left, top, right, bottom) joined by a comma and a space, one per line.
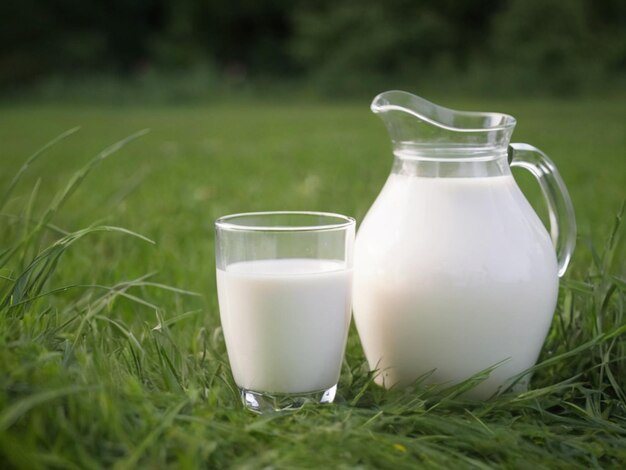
215, 211, 355, 413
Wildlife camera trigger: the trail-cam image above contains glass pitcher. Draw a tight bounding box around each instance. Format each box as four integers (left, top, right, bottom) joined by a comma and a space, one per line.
353, 91, 576, 399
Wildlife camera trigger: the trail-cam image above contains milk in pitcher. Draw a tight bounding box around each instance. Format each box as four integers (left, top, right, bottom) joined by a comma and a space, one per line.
353, 173, 559, 398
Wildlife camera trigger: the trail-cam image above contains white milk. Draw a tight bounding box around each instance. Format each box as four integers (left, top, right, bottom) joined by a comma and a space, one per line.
217, 259, 352, 394
353, 174, 558, 398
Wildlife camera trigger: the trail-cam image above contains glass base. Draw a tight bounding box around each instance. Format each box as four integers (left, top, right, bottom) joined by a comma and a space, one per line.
240, 384, 337, 414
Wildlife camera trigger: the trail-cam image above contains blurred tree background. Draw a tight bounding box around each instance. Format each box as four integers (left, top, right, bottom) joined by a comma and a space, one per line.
1, 0, 625, 100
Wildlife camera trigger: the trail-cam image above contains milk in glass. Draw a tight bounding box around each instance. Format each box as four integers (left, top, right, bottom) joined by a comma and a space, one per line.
217, 259, 352, 394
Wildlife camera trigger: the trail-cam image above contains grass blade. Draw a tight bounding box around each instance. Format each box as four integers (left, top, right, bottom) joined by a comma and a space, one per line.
36, 129, 150, 231
0, 385, 99, 432
0, 127, 80, 211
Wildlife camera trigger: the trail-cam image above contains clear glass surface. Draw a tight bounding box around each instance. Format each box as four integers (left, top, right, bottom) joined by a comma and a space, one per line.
215, 211, 355, 413
371, 90, 575, 272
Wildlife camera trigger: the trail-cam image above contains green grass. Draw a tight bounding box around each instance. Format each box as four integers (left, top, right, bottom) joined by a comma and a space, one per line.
0, 97, 625, 468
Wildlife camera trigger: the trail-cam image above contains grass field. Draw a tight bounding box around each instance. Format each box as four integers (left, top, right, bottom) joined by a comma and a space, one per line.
0, 97, 625, 468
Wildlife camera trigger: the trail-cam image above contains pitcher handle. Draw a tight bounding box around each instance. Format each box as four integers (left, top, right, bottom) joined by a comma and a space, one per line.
508, 143, 576, 277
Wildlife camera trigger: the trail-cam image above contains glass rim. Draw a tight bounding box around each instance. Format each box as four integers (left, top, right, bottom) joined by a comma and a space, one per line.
215, 211, 356, 232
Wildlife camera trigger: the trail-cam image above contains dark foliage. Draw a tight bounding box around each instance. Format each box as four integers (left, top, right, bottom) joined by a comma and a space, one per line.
1, 0, 625, 94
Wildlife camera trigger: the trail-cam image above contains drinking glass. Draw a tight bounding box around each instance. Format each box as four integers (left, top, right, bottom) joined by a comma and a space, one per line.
215, 211, 355, 413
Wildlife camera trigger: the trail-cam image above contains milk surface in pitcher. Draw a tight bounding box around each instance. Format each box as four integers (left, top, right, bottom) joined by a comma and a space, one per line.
353, 173, 558, 398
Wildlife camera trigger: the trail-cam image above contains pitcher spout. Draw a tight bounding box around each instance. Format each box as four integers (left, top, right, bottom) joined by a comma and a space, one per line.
371, 91, 516, 160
